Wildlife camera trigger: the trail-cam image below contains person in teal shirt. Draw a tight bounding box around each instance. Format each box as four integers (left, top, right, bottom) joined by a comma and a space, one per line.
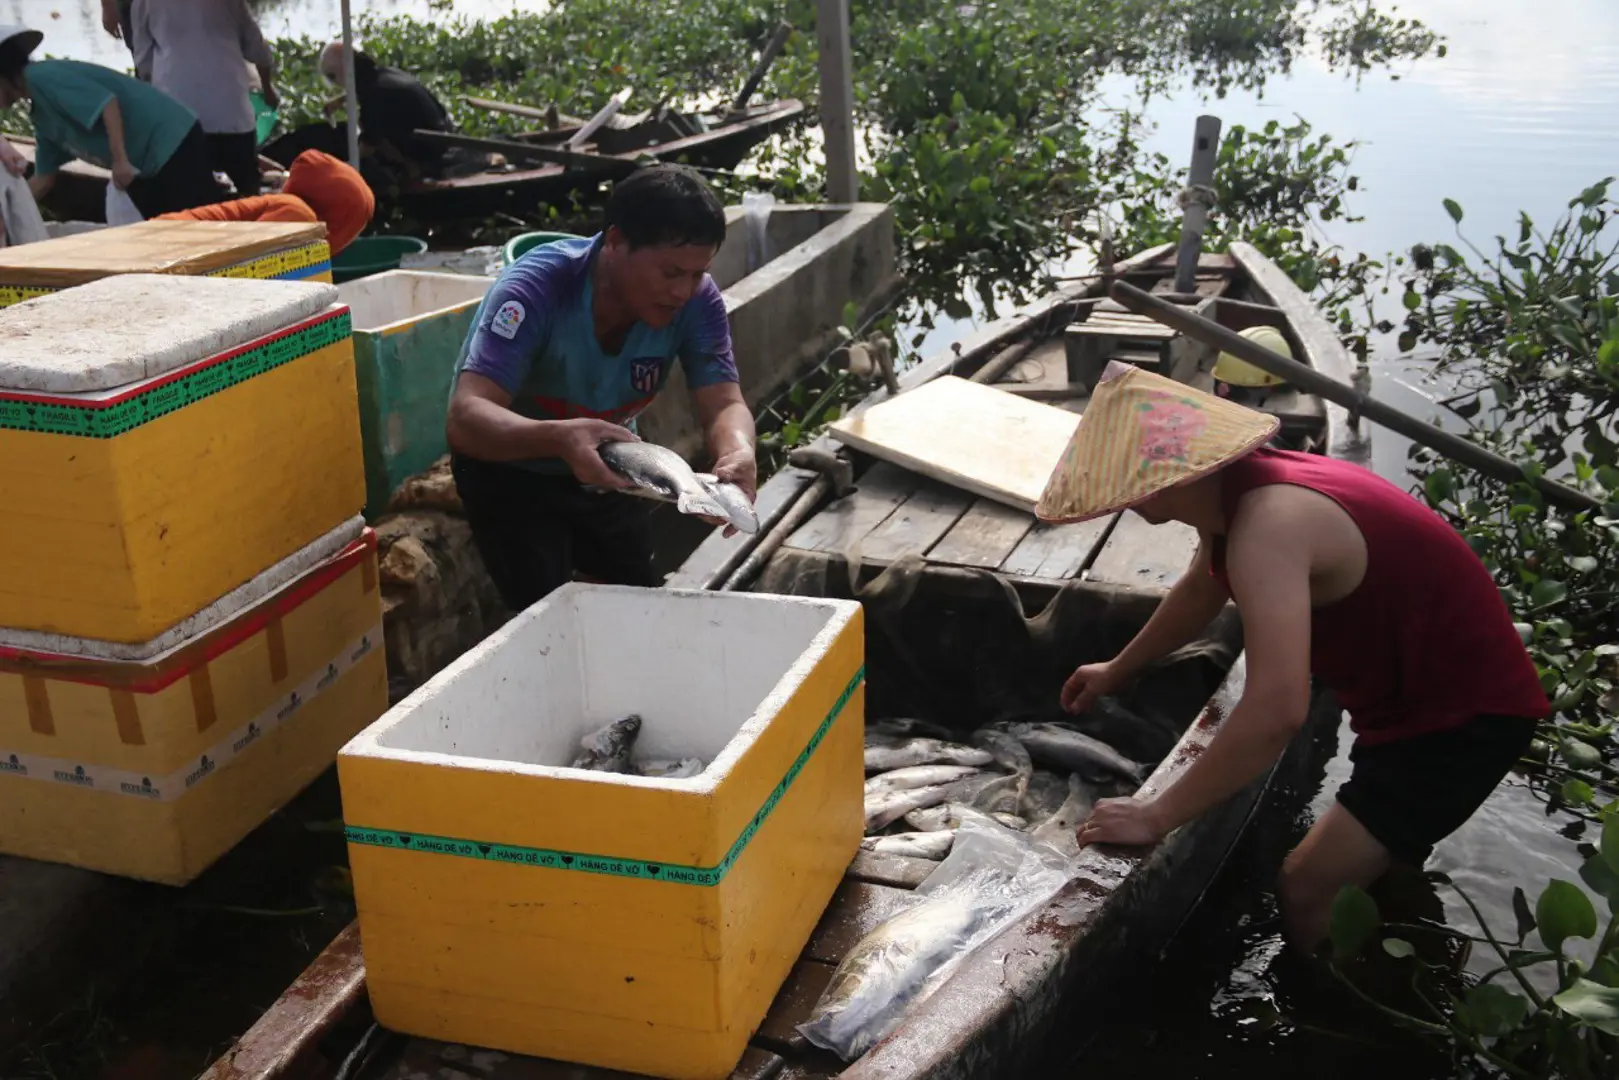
0, 25, 225, 219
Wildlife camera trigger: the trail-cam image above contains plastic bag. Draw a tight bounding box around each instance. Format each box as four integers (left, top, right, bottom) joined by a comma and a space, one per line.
796, 816, 1075, 1061
104, 181, 143, 226
742, 189, 774, 273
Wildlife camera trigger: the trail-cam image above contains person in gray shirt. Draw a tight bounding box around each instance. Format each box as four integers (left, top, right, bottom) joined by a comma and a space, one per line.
130, 0, 277, 198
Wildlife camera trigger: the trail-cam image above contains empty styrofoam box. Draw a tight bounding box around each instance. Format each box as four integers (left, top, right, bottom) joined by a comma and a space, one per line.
338, 583, 866, 1080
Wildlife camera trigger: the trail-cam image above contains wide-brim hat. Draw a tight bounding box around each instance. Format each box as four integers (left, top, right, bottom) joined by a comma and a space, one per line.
0, 26, 42, 74
1034, 360, 1280, 525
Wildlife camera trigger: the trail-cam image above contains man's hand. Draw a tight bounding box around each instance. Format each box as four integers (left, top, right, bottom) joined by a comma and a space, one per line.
101, 0, 123, 38
557, 419, 640, 490
1076, 796, 1170, 848
110, 159, 138, 190
0, 139, 26, 178
1060, 659, 1127, 715
261, 84, 281, 110
709, 445, 758, 538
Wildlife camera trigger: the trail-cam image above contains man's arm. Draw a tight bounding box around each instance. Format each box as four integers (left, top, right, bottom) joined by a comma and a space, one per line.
28, 172, 57, 201
1060, 533, 1228, 712
238, 2, 279, 108
1080, 493, 1316, 846
129, 0, 153, 82
101, 0, 124, 39
692, 381, 756, 497
446, 373, 636, 489
100, 98, 138, 190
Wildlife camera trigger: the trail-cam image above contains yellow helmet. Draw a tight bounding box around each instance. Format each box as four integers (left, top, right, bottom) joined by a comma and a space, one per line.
1213, 325, 1290, 388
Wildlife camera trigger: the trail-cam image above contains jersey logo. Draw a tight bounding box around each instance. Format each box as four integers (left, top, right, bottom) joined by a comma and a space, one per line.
629, 357, 666, 395
490, 300, 526, 340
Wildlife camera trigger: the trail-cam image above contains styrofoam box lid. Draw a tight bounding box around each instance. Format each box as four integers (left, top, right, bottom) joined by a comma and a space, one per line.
0, 273, 343, 394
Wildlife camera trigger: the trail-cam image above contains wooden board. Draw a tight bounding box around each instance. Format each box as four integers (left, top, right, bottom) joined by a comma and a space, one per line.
826, 376, 1079, 515
1000, 514, 1117, 581
857, 480, 973, 563
0, 219, 328, 286
927, 499, 1034, 568
785, 461, 918, 554
1085, 511, 1200, 590
753, 960, 838, 1054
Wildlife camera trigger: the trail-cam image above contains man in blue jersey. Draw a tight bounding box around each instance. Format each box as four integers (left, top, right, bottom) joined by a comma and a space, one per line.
446, 164, 757, 611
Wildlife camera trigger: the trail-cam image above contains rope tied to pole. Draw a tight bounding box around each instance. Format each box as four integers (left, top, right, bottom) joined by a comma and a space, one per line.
1175, 183, 1218, 213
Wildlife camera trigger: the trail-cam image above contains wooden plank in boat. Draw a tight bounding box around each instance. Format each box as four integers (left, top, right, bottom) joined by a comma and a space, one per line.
1085, 511, 1199, 590
857, 480, 973, 563
927, 498, 1034, 568
846, 848, 936, 889
784, 461, 918, 554
999, 513, 1117, 581
825, 376, 1079, 515
752, 959, 838, 1055
805, 880, 918, 966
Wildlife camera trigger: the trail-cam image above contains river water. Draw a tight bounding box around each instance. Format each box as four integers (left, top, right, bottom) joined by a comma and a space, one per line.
8, 1, 1618, 1076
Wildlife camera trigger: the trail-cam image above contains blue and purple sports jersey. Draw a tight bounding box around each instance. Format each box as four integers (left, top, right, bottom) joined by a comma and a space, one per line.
450, 233, 739, 473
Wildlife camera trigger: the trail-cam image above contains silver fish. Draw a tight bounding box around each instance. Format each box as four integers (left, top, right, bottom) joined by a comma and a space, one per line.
639, 757, 705, 779
1020, 769, 1072, 823
864, 764, 985, 796
1003, 722, 1147, 783
1030, 774, 1097, 857
597, 441, 758, 533
970, 728, 1032, 804
860, 830, 956, 860
797, 893, 987, 1061
692, 471, 761, 534
570, 714, 642, 773
865, 738, 994, 773
904, 802, 1025, 833
863, 772, 1007, 833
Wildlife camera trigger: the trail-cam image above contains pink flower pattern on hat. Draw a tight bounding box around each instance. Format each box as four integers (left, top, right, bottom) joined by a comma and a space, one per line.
1136, 393, 1207, 465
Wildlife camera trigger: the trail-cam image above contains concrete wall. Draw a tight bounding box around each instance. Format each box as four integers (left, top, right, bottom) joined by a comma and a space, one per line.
639, 201, 900, 461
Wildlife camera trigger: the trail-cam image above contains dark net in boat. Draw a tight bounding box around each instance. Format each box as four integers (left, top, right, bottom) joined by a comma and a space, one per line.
752, 544, 1239, 760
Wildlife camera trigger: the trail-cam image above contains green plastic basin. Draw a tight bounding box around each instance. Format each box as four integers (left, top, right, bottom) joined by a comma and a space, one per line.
502, 230, 583, 266
332, 235, 430, 283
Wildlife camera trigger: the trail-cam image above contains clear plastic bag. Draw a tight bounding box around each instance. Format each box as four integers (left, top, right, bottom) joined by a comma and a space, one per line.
796, 816, 1075, 1061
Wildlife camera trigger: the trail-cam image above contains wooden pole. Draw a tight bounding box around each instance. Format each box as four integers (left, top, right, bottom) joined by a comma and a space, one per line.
731, 20, 794, 116
1108, 280, 1604, 513
340, 0, 360, 171
1173, 115, 1221, 295
816, 0, 858, 203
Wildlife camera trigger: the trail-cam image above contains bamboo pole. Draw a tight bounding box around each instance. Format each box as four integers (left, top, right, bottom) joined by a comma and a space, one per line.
1108, 280, 1603, 513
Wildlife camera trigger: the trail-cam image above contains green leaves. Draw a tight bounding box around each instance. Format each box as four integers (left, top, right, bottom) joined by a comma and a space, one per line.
1552, 979, 1619, 1035
1560, 737, 1602, 771
1424, 467, 1456, 505
1535, 879, 1599, 954
1443, 197, 1464, 223
1530, 578, 1569, 610
1329, 885, 1381, 960
1455, 983, 1529, 1037
1382, 937, 1415, 959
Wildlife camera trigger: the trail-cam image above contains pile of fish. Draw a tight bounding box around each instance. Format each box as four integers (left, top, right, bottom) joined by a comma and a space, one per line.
597, 440, 759, 534
568, 714, 706, 779
859, 708, 1154, 860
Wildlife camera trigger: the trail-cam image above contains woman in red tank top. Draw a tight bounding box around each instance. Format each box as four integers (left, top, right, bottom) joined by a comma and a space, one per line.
1034, 361, 1548, 954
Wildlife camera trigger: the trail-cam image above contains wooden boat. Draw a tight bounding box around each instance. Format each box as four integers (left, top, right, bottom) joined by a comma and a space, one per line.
398, 98, 804, 222
197, 240, 1366, 1080
0, 134, 111, 223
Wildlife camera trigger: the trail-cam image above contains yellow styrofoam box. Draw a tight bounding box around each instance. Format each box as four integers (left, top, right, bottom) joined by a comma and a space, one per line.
0, 532, 387, 885
0, 220, 334, 308
0, 277, 365, 644
339, 584, 866, 1080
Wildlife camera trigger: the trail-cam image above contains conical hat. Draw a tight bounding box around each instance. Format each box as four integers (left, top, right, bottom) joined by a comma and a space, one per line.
1034, 360, 1280, 524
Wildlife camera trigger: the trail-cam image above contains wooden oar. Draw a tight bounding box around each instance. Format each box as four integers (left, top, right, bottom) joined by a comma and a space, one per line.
413, 129, 639, 176
1108, 279, 1604, 513
729, 20, 794, 117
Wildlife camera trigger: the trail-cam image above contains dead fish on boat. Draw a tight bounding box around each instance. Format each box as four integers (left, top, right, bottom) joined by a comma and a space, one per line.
1030, 774, 1097, 857
571, 714, 642, 773
860, 830, 956, 860
970, 728, 1032, 804
864, 771, 1010, 833
904, 802, 1025, 833
639, 757, 705, 779
1020, 769, 1072, 823
865, 738, 993, 773
864, 764, 986, 796
1001, 722, 1147, 784
797, 893, 988, 1061
597, 440, 759, 534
